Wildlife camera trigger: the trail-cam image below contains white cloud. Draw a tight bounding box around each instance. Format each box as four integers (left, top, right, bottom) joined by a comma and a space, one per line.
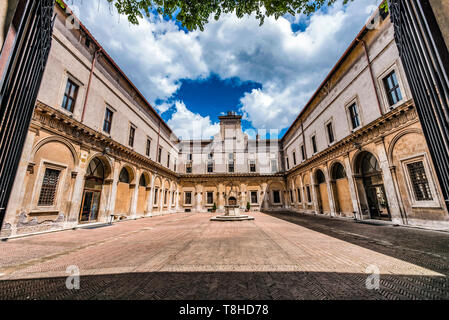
72, 0, 381, 132
167, 101, 220, 140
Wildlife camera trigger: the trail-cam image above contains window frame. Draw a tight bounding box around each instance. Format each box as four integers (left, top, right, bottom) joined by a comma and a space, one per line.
128, 124, 136, 148
400, 153, 440, 208
146, 138, 152, 157
103, 107, 114, 134
311, 134, 317, 155
378, 63, 406, 111
345, 97, 363, 132
250, 191, 259, 204
61, 78, 79, 113
325, 119, 335, 145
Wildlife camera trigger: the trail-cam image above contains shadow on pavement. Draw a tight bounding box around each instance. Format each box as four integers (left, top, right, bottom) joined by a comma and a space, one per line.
0, 271, 448, 300
263, 211, 449, 277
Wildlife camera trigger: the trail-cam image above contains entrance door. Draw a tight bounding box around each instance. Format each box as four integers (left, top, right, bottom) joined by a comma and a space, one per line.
80, 190, 101, 223
365, 185, 390, 220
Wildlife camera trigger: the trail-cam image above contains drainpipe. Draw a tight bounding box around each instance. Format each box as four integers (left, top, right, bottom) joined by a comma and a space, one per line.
81, 48, 102, 123
356, 38, 384, 117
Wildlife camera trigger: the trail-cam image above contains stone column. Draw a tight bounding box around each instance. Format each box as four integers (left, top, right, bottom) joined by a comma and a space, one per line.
299, 176, 306, 210
159, 186, 164, 213
66, 166, 87, 227
310, 171, 319, 214
218, 183, 225, 212
129, 170, 140, 218
324, 166, 336, 217
168, 190, 174, 213
175, 189, 180, 212
261, 182, 269, 210
344, 155, 360, 219
145, 174, 155, 216
106, 160, 120, 216
4, 130, 36, 233
196, 184, 203, 212
375, 139, 402, 224
240, 183, 247, 209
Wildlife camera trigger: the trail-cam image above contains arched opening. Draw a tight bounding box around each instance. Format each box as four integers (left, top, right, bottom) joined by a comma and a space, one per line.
315, 169, 329, 214
80, 157, 109, 223
330, 162, 352, 216
114, 166, 134, 216
228, 197, 237, 206
355, 152, 390, 220
137, 173, 150, 215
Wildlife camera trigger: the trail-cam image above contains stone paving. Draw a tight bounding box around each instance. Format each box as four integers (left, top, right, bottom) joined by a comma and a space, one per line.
0, 211, 448, 299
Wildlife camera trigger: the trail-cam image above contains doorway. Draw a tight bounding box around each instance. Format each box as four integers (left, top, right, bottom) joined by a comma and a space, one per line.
79, 157, 106, 223
359, 152, 391, 220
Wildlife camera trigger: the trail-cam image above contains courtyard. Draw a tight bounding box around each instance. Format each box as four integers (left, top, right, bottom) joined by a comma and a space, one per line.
0, 211, 448, 300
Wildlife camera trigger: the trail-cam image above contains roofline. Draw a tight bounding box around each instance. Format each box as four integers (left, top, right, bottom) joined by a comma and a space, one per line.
58, 1, 177, 140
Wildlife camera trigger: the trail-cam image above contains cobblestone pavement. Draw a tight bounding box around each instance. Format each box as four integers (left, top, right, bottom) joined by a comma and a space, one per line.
0, 211, 448, 300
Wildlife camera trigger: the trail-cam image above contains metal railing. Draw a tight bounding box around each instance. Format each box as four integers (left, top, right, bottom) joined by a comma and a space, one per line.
389, 0, 449, 211
0, 0, 54, 229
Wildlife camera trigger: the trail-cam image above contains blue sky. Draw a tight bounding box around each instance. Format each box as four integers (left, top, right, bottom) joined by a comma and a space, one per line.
70, 0, 381, 139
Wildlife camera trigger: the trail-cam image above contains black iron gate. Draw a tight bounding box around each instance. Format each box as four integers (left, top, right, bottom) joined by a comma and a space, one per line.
389, 0, 449, 211
0, 0, 54, 229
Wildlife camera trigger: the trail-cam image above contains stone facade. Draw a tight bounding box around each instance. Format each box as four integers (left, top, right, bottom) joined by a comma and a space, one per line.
1, 4, 448, 238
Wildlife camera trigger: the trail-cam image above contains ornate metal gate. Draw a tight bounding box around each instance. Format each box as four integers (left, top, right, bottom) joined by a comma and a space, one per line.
0, 0, 54, 229
389, 0, 449, 211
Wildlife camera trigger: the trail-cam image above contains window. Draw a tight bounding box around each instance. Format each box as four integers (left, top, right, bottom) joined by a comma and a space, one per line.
146, 139, 151, 157
62, 79, 79, 112
103, 108, 113, 134
311, 135, 317, 154
185, 192, 192, 205
348, 103, 361, 129
187, 154, 193, 161
208, 153, 214, 160
207, 161, 214, 173
186, 163, 192, 173
164, 190, 168, 205
249, 160, 256, 173
129, 126, 135, 147
38, 168, 61, 206
290, 190, 294, 202
293, 152, 297, 166
286, 157, 290, 170
301, 145, 306, 161
174, 160, 177, 172
167, 154, 170, 168
228, 161, 235, 173
273, 191, 281, 204
383, 70, 403, 106
251, 191, 258, 204
297, 188, 302, 203
271, 160, 278, 173
207, 192, 214, 204
327, 122, 335, 144
158, 147, 162, 163
306, 186, 312, 203
154, 188, 159, 205
407, 161, 433, 201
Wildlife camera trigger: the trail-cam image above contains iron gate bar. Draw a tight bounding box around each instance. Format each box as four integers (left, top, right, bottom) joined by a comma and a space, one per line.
389, 0, 449, 211
0, 0, 54, 230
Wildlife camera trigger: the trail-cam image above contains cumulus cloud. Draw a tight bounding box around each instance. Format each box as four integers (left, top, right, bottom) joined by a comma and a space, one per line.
167, 101, 220, 140
72, 0, 381, 134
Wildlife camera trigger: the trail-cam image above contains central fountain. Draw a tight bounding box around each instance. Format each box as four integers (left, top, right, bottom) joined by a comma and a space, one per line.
210, 186, 254, 221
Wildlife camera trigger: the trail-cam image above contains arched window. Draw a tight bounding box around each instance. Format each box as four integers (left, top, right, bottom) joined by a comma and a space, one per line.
332, 163, 346, 180
139, 174, 147, 187
316, 170, 326, 184
86, 158, 105, 181
361, 153, 381, 175
119, 168, 130, 183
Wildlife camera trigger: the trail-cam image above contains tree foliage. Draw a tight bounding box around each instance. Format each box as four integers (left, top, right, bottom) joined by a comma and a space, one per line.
105, 0, 356, 31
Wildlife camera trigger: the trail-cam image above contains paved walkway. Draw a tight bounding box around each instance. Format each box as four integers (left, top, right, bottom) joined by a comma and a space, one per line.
0, 211, 448, 299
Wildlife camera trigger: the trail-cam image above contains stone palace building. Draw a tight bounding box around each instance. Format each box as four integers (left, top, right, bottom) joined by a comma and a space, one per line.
1, 3, 448, 238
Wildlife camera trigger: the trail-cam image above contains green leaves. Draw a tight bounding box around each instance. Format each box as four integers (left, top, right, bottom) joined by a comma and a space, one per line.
103, 0, 358, 31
